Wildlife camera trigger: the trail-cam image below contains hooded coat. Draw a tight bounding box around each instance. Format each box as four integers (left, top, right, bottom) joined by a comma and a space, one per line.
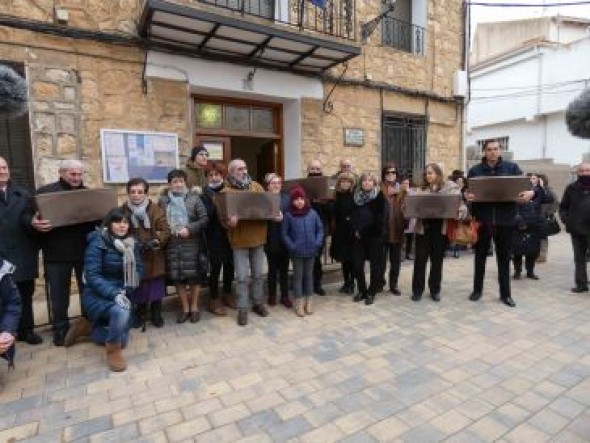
0, 260, 21, 367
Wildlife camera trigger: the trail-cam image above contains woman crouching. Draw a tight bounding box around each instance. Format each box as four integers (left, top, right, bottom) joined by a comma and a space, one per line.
65, 208, 142, 372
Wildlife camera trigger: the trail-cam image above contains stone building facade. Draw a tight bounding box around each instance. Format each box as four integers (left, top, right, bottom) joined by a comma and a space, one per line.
0, 0, 465, 190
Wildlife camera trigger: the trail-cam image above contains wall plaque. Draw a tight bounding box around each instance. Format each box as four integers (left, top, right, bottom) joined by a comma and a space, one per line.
343, 128, 364, 147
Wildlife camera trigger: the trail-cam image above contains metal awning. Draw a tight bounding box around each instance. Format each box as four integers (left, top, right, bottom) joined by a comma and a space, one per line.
139, 0, 361, 76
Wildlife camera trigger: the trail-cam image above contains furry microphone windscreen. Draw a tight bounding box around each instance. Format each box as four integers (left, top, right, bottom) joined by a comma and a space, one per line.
566, 88, 590, 139
0, 64, 28, 120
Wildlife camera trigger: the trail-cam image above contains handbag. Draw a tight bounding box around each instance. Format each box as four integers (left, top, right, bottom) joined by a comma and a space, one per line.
543, 213, 561, 236
512, 229, 540, 257
446, 219, 480, 245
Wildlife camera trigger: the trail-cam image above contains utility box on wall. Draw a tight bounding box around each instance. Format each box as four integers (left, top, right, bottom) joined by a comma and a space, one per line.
453, 70, 468, 98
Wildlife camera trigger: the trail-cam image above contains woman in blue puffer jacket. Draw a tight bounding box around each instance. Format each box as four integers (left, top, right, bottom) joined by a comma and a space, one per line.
64, 208, 143, 372
282, 186, 324, 317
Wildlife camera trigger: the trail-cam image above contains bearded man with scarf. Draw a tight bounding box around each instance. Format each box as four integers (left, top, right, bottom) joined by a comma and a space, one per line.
351, 172, 388, 305
222, 159, 271, 326
64, 208, 142, 372
559, 162, 590, 293
121, 178, 171, 329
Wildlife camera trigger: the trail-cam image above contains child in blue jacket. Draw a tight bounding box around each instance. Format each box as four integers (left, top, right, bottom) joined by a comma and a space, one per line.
282, 186, 324, 316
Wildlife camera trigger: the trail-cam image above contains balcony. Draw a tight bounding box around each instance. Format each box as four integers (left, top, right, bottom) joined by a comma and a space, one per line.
382, 16, 425, 56
139, 0, 361, 76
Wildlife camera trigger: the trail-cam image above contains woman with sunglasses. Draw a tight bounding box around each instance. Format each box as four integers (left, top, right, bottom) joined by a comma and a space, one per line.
380, 164, 407, 295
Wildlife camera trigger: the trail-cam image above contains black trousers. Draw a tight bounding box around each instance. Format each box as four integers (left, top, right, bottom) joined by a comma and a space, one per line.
571, 234, 589, 289
513, 254, 537, 275
383, 242, 402, 290
313, 242, 324, 289
45, 261, 84, 332
208, 257, 234, 299
266, 251, 289, 298
412, 223, 446, 296
16, 280, 36, 335
341, 260, 354, 285
473, 224, 514, 300
352, 237, 384, 293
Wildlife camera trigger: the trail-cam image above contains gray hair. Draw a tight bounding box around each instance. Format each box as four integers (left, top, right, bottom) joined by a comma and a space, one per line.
59, 159, 83, 171
228, 158, 246, 174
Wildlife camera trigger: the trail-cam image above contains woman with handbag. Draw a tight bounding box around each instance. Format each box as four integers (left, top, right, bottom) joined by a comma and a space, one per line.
512, 173, 554, 280
159, 169, 209, 323
411, 164, 467, 302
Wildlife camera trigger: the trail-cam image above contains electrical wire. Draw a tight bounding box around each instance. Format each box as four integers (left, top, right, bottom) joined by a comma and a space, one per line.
470, 87, 585, 101
471, 78, 589, 91
467, 1, 590, 6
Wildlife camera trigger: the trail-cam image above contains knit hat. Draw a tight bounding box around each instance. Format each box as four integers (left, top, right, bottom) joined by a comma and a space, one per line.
290, 185, 307, 202
190, 144, 208, 161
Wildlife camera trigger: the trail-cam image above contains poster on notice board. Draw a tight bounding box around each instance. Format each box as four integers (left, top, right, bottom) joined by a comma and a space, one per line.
100, 129, 179, 183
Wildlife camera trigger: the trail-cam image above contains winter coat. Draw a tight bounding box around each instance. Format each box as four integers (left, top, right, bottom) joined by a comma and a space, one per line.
0, 181, 39, 282
517, 186, 553, 228
413, 181, 464, 236
0, 260, 21, 367
184, 161, 207, 191
381, 183, 407, 244
121, 200, 171, 279
265, 192, 290, 255
330, 191, 356, 262
159, 190, 208, 282
351, 191, 388, 240
201, 186, 233, 264
282, 209, 324, 259
221, 181, 267, 249
467, 157, 523, 226
81, 230, 143, 322
559, 180, 590, 236
36, 179, 97, 262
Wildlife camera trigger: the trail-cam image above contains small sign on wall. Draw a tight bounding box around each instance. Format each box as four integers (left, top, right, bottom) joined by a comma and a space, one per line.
344, 128, 364, 147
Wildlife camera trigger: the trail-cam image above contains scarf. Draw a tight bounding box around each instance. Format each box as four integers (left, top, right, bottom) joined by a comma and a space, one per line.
208, 181, 223, 191
227, 174, 252, 190
127, 198, 151, 229
111, 235, 139, 289
166, 188, 189, 233
353, 187, 378, 206
290, 200, 310, 217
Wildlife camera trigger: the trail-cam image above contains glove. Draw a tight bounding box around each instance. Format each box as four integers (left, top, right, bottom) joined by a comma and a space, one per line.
115, 290, 131, 310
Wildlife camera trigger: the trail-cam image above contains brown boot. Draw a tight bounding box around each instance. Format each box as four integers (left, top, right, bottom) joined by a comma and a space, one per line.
222, 292, 237, 309
294, 299, 305, 317
208, 298, 227, 316
64, 317, 92, 347
268, 293, 277, 306
105, 343, 127, 372
304, 297, 314, 315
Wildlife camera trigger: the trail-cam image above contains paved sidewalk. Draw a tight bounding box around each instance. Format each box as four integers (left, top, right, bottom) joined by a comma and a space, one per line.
1, 234, 589, 442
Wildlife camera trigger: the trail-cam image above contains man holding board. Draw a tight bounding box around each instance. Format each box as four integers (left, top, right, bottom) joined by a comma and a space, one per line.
465, 139, 534, 307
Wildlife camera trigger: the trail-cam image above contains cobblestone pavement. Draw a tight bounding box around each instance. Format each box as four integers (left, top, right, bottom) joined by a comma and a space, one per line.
1, 234, 589, 442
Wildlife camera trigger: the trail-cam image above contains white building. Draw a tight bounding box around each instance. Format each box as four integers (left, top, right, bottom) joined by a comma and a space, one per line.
465, 17, 590, 166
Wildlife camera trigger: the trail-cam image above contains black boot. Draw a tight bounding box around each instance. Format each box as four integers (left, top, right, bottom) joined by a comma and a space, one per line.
130, 303, 146, 329
365, 292, 375, 305
150, 301, 164, 328
353, 291, 367, 302
345, 281, 356, 294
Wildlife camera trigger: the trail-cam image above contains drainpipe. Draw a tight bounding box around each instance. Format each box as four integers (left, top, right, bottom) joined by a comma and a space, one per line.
461, 1, 471, 172
536, 46, 547, 159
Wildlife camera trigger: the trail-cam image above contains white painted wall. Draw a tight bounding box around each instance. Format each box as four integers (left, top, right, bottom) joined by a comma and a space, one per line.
145, 51, 325, 178
466, 36, 590, 165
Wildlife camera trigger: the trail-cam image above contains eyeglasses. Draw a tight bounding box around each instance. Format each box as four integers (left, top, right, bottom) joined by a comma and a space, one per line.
309, 167, 322, 172
269, 180, 282, 185
197, 152, 209, 157
236, 166, 247, 171
386, 170, 397, 174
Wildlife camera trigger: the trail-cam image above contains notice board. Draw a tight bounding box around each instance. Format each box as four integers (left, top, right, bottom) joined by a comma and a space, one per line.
100, 129, 179, 183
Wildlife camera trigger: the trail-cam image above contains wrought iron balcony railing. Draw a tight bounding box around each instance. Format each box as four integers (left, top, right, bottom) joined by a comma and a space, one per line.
199, 0, 356, 40
382, 16, 425, 56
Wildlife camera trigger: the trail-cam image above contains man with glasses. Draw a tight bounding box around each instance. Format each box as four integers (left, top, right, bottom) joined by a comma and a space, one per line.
307, 160, 330, 295
185, 144, 209, 191
223, 159, 270, 326
559, 162, 590, 293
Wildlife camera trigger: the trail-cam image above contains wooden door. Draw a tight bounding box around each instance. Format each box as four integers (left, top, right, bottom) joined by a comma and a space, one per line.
194, 135, 231, 164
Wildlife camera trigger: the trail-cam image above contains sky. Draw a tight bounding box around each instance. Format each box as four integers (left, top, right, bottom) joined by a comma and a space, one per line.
470, 0, 590, 33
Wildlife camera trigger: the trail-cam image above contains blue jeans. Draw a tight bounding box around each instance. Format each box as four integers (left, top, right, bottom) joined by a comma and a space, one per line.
233, 246, 265, 309
90, 304, 131, 347
292, 257, 314, 299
